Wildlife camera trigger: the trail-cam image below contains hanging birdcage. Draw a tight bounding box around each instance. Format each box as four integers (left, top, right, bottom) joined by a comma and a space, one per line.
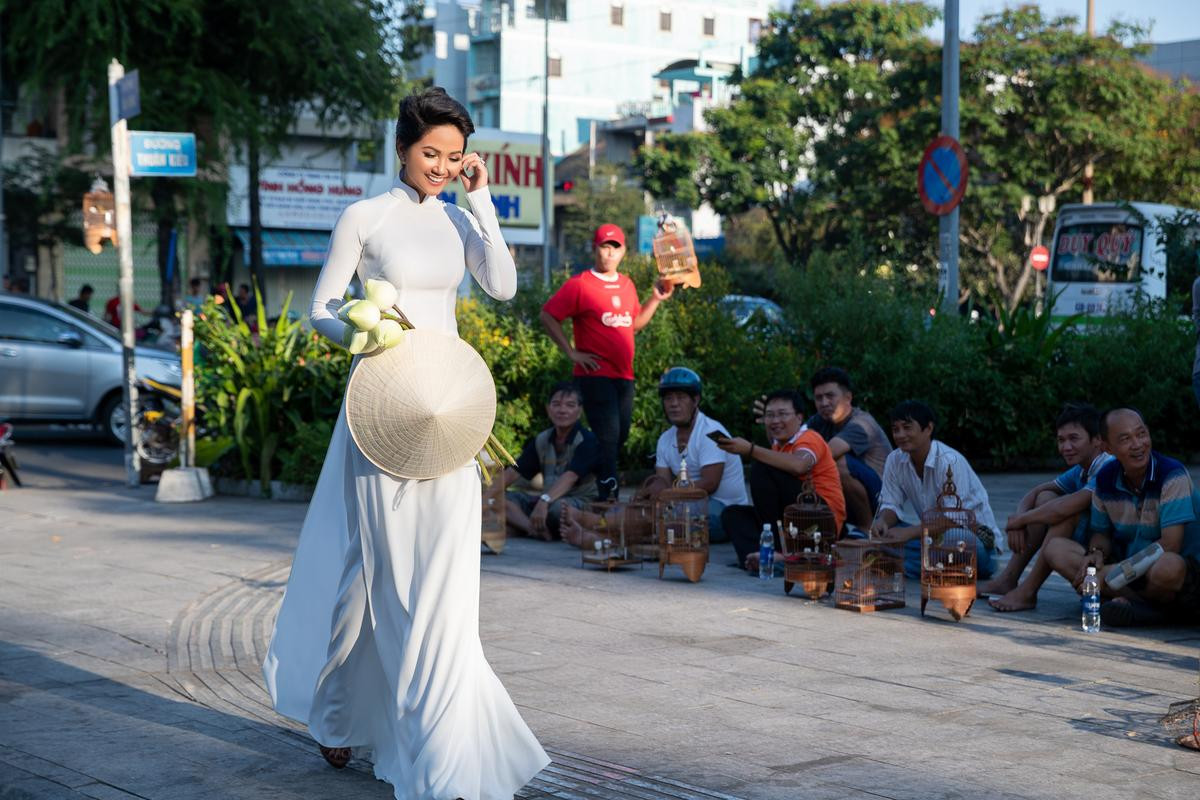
655, 463, 709, 582
580, 498, 645, 571
480, 470, 506, 555
82, 177, 117, 255
652, 214, 702, 289
833, 539, 906, 613
920, 467, 978, 621
779, 484, 838, 599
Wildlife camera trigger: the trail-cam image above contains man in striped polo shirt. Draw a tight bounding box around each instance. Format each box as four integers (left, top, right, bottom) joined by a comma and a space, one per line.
1042, 407, 1200, 627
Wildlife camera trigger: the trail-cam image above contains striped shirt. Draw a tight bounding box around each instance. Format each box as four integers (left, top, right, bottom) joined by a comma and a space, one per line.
1089, 451, 1200, 560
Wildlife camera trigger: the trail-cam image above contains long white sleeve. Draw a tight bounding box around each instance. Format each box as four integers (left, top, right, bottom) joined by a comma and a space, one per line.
456, 187, 517, 301
309, 204, 366, 344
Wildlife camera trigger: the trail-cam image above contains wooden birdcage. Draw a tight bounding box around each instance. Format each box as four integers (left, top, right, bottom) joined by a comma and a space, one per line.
82, 178, 117, 255
655, 464, 709, 582
920, 468, 978, 621
833, 539, 906, 612
651, 215, 702, 289
480, 471, 506, 555
580, 498, 645, 571
779, 484, 838, 599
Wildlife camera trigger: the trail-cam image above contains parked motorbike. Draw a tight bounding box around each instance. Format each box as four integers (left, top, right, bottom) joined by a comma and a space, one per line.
135, 378, 182, 465
0, 420, 21, 489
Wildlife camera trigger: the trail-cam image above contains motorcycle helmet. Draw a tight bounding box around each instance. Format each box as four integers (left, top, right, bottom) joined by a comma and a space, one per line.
658, 366, 702, 397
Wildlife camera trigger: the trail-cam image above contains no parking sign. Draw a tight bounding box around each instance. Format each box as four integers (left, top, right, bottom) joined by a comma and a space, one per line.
918, 135, 968, 216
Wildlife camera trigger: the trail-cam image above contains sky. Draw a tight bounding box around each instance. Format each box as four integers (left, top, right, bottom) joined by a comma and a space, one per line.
942, 0, 1200, 43
775, 1, 1200, 44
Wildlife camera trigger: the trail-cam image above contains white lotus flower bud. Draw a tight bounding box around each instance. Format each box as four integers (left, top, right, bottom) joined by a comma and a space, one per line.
364, 278, 398, 310
371, 318, 404, 349
343, 327, 373, 354
345, 300, 381, 331
337, 298, 360, 322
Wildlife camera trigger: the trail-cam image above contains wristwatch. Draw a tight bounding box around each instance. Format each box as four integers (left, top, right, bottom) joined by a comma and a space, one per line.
538, 493, 552, 504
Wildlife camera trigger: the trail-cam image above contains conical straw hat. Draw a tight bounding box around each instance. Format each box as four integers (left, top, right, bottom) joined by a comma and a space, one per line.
345, 329, 497, 479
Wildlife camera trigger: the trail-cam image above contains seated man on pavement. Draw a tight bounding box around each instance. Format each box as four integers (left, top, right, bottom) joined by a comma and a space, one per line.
869, 400, 998, 580
985, 403, 1113, 611
488, 381, 600, 541
1041, 407, 1200, 627
805, 367, 891, 529
650, 367, 747, 543
717, 389, 847, 570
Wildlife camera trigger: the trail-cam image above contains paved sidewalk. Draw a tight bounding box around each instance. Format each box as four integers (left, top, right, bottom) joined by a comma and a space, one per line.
1, 444, 1198, 799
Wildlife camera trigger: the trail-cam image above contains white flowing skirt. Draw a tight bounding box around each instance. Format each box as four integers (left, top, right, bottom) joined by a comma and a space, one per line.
263, 404, 549, 800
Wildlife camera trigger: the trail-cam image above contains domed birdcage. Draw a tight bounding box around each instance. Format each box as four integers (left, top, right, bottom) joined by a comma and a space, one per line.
920, 467, 978, 621
779, 483, 839, 599
655, 461, 709, 582
833, 539, 905, 613
652, 214, 701, 289
580, 497, 647, 572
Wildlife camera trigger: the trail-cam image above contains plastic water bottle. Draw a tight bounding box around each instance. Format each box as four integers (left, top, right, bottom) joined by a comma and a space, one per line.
758, 524, 774, 580
1081, 566, 1101, 633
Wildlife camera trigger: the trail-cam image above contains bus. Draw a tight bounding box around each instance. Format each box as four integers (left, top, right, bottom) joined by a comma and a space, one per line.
1047, 201, 1200, 321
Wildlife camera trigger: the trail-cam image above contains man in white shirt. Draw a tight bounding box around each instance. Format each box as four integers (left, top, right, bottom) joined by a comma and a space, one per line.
869, 400, 998, 579
652, 367, 748, 542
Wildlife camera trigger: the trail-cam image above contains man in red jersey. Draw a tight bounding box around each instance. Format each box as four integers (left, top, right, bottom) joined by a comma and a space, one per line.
541, 223, 673, 498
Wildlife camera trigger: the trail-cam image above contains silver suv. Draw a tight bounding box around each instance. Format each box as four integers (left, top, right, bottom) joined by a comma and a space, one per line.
0, 292, 182, 443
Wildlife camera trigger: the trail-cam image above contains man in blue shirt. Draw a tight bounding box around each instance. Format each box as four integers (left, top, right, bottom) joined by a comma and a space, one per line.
986, 404, 1112, 611
1042, 407, 1200, 627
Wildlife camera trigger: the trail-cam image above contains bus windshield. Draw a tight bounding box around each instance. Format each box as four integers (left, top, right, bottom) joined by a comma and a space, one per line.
1051, 222, 1143, 284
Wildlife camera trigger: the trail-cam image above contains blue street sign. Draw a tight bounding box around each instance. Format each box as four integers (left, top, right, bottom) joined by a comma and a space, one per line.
116, 71, 140, 121
128, 131, 197, 177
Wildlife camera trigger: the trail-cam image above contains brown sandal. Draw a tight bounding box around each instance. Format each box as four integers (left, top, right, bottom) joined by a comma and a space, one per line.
319, 745, 352, 769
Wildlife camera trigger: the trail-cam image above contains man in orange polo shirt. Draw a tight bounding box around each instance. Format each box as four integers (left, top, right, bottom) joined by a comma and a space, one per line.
717, 389, 847, 569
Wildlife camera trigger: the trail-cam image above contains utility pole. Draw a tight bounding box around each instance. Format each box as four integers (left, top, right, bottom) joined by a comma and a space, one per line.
541, 0, 552, 286
0, 13, 8, 284
108, 60, 141, 487
940, 0, 961, 313
1082, 0, 1095, 204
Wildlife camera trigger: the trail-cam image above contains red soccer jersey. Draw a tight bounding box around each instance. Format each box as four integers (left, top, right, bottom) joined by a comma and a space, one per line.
543, 270, 642, 380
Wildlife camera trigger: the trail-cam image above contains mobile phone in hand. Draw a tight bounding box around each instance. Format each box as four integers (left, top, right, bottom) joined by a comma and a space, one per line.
705, 430, 729, 444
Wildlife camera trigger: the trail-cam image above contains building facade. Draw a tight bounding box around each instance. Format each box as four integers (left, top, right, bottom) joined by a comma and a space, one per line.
466, 0, 770, 157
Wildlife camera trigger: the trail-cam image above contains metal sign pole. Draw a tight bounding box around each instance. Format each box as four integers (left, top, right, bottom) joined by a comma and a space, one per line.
939, 0, 961, 314
109, 59, 140, 487
180, 309, 195, 468
540, 1, 551, 286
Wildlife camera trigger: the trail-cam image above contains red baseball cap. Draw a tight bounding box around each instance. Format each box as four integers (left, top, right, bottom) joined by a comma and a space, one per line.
593, 223, 626, 248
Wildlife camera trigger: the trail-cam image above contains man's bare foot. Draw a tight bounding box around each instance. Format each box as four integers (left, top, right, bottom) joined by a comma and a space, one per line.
977, 576, 1017, 597
988, 587, 1037, 612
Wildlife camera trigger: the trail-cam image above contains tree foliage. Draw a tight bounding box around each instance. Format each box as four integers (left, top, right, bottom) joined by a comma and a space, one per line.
1, 0, 427, 298
638, 0, 1200, 310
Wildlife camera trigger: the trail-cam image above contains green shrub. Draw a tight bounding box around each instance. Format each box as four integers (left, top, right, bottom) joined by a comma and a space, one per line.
195, 261, 1198, 491
277, 419, 335, 486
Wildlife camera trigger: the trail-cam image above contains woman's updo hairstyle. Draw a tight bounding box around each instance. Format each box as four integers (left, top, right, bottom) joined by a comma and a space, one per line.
395, 87, 475, 151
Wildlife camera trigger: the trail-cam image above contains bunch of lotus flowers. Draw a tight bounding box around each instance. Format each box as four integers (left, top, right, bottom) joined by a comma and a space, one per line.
337, 278, 409, 355
335, 278, 515, 479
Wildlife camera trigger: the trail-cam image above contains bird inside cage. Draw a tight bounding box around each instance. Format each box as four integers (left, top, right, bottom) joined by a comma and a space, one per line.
919, 467, 978, 621
779, 483, 839, 599
656, 461, 709, 582
833, 539, 905, 613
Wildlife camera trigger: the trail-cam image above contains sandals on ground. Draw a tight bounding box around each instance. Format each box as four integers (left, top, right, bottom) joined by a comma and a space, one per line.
319, 745, 352, 769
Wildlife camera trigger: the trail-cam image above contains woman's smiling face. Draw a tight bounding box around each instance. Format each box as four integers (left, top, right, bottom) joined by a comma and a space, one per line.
400, 124, 466, 198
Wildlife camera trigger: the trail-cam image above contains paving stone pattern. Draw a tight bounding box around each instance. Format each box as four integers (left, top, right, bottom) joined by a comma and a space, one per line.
1, 445, 1198, 799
